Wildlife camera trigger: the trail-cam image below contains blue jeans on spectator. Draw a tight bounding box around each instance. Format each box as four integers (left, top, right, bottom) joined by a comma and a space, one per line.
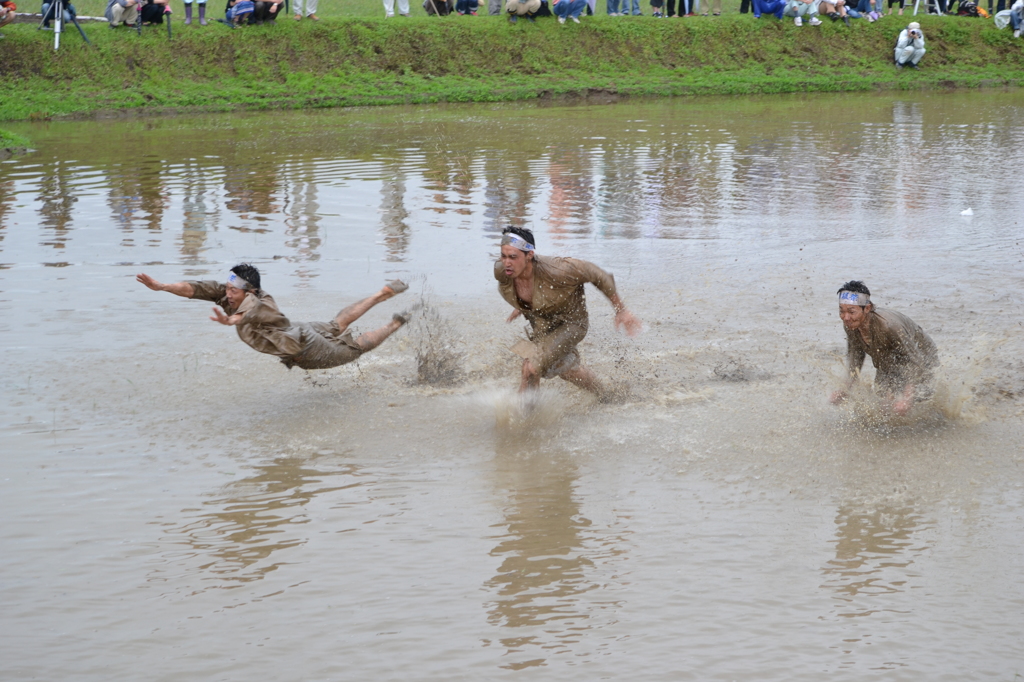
456, 0, 478, 10
753, 0, 784, 16
620, 0, 640, 12
41, 1, 77, 26
606, 0, 620, 11
554, 0, 586, 16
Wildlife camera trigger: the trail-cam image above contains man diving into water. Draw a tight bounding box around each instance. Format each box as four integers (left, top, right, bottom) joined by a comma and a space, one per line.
829, 280, 938, 416
495, 226, 642, 397
137, 264, 412, 370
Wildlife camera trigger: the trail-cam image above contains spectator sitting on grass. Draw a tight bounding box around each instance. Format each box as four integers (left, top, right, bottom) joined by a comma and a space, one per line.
251, 0, 282, 22
0, 0, 15, 35
819, 0, 850, 23
456, 0, 479, 12
137, 0, 169, 24
1010, 0, 1023, 36
753, 0, 786, 18
784, 0, 822, 24
850, 0, 882, 21
42, 0, 78, 26
105, 0, 138, 26
225, 0, 254, 24
553, 0, 585, 21
423, 0, 454, 13
505, 0, 540, 21
895, 21, 925, 68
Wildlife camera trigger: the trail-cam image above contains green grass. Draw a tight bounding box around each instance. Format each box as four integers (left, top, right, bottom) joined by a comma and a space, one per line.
2, 14, 1022, 121
0, 127, 31, 148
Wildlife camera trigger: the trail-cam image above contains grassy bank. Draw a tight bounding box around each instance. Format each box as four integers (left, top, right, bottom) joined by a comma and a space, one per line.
2, 15, 1022, 121
0, 128, 31, 158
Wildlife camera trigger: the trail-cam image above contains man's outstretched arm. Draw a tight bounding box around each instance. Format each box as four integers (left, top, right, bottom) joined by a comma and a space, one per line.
137, 273, 195, 298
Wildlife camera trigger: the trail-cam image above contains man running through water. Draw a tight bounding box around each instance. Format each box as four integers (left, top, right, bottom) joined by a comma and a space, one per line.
137, 263, 412, 370
829, 280, 938, 416
495, 226, 642, 396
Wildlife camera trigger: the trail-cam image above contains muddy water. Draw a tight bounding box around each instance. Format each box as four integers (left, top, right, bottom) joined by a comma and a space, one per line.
2, 91, 1023, 681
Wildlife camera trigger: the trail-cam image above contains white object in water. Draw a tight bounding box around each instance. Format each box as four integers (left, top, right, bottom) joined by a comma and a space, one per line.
960, 207, 974, 216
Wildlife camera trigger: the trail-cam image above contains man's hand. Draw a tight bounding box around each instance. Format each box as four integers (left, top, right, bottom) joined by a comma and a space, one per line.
614, 308, 642, 337
210, 307, 242, 326
137, 273, 165, 291
506, 309, 522, 323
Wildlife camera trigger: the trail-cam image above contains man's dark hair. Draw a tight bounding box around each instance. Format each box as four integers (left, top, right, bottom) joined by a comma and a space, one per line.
837, 280, 870, 297
502, 226, 536, 249
231, 263, 261, 290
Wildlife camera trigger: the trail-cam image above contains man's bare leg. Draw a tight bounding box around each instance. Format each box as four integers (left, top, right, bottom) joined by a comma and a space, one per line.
334, 280, 407, 334
519, 359, 541, 393
353, 316, 406, 353
559, 364, 605, 397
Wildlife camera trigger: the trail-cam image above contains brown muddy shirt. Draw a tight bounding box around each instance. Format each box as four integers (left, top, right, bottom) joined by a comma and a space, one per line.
494, 255, 617, 338
189, 280, 303, 359
845, 307, 939, 391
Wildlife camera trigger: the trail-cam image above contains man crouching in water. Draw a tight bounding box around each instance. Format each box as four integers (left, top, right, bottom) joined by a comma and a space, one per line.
829, 280, 938, 416
496, 226, 641, 397
137, 263, 412, 370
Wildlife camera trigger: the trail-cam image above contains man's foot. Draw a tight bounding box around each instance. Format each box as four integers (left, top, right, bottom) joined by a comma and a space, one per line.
571, 14, 579, 21
558, 15, 566, 21
308, 13, 319, 19
911, 63, 920, 70
1015, 29, 1021, 37
470, 9, 477, 13
842, 14, 849, 25
808, 16, 821, 24
509, 12, 517, 20
293, 13, 301, 18
399, 11, 411, 15
527, 13, 535, 19
895, 61, 903, 68
793, 15, 802, 24
392, 303, 422, 325
383, 279, 409, 297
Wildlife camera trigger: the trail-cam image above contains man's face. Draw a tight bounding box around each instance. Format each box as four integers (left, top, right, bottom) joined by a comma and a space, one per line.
500, 244, 531, 279
225, 284, 247, 309
839, 304, 869, 331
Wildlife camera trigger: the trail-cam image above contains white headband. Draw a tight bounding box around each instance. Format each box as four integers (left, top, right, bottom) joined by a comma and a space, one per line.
839, 290, 870, 306
501, 233, 535, 253
227, 272, 253, 290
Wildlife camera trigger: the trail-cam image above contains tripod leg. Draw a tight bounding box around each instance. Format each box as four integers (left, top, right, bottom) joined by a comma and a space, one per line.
71, 16, 92, 44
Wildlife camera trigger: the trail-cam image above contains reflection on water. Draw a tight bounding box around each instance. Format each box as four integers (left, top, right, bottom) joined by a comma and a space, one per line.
485, 437, 625, 669
154, 454, 361, 590
3, 91, 1023, 271
822, 502, 931, 616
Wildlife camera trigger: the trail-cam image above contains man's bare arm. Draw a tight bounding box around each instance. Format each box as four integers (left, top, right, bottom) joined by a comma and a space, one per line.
137, 273, 194, 298
210, 307, 243, 326
609, 293, 642, 337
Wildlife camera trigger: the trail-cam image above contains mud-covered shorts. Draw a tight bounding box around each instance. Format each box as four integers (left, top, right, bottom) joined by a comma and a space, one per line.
280, 321, 363, 370
512, 321, 587, 378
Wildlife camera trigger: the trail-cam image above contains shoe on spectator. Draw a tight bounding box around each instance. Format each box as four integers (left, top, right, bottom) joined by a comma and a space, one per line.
509, 13, 517, 20
895, 61, 903, 68
309, 13, 319, 19
808, 16, 821, 24
470, 9, 477, 13
400, 11, 411, 15
558, 15, 565, 21
842, 14, 849, 24
571, 14, 579, 20
527, 14, 534, 19
793, 15, 802, 24
911, 63, 920, 69
293, 13, 301, 19
1015, 29, 1021, 37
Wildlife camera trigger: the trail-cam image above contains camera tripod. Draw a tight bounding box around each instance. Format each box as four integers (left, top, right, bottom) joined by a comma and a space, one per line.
37, 0, 92, 51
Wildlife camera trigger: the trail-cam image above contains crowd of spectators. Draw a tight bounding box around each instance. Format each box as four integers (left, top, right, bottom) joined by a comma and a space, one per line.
1, 0, 1020, 57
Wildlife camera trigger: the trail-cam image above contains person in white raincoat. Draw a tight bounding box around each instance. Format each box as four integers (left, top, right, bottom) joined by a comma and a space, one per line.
895, 21, 926, 69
